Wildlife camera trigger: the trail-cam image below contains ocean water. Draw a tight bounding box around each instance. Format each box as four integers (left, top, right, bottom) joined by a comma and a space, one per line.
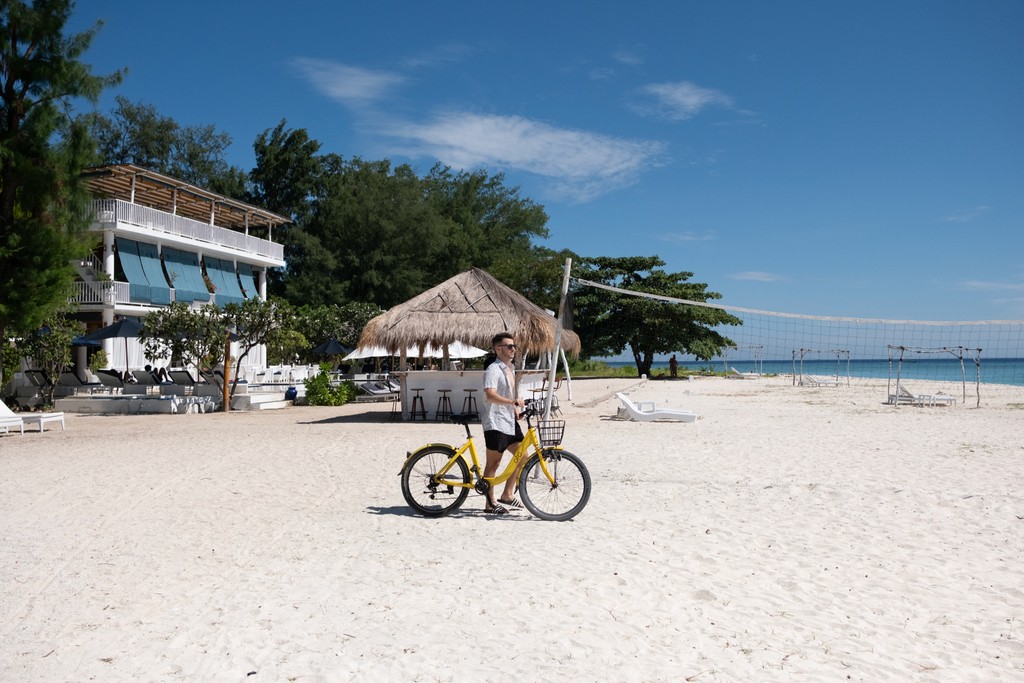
602, 357, 1024, 387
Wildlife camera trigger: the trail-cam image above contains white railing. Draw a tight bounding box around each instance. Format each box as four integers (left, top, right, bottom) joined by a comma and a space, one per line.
69, 280, 229, 308
70, 280, 126, 305
90, 199, 284, 261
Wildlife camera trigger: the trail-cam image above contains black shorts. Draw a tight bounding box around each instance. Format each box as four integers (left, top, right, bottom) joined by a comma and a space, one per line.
484, 423, 524, 452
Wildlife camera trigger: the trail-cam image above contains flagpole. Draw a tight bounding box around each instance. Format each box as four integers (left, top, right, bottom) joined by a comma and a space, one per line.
544, 258, 572, 420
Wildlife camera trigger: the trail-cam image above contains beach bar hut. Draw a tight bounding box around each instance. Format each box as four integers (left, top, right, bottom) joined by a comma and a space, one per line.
357, 268, 580, 419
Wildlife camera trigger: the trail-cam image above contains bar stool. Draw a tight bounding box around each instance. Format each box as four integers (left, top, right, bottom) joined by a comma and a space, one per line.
409, 388, 427, 421
462, 388, 479, 420
434, 389, 453, 421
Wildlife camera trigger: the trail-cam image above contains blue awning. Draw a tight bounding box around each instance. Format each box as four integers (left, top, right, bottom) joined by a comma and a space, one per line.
163, 248, 210, 303
135, 241, 171, 305
238, 263, 259, 299
115, 237, 151, 303
205, 257, 245, 306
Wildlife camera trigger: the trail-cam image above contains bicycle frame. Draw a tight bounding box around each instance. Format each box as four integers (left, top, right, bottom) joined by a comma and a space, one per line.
400, 420, 557, 491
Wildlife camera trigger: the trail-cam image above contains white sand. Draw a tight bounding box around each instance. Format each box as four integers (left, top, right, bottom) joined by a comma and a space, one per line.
2, 376, 1022, 681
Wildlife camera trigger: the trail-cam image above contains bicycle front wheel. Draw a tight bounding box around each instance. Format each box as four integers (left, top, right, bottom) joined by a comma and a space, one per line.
518, 449, 591, 521
401, 447, 470, 517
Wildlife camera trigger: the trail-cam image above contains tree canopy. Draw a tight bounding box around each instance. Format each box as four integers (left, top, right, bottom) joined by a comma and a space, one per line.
0, 0, 121, 385
87, 95, 247, 197
572, 256, 742, 377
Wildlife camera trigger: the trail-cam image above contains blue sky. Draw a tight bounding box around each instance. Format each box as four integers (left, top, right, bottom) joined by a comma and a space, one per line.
68, 1, 1024, 323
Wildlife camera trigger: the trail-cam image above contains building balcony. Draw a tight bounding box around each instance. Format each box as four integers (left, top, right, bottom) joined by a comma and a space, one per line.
69, 280, 235, 309
90, 198, 285, 265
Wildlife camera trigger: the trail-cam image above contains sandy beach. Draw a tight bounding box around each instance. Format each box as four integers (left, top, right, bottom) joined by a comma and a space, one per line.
1, 375, 1022, 681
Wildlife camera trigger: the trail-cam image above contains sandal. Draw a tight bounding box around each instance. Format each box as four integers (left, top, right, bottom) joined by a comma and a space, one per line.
484, 504, 509, 515
498, 497, 523, 509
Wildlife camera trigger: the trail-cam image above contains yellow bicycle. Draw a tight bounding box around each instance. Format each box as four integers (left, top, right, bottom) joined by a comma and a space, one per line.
399, 399, 591, 521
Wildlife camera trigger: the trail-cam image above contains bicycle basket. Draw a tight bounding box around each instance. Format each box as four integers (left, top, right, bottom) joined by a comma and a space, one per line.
537, 420, 566, 447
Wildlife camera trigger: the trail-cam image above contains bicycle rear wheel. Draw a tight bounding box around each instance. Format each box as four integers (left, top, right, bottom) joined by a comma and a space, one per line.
401, 447, 470, 517
518, 449, 591, 521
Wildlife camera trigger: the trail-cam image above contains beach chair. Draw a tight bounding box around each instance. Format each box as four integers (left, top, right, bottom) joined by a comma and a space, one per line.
614, 392, 698, 423
199, 369, 224, 389
169, 370, 196, 387
96, 370, 125, 392
800, 375, 841, 387
728, 366, 760, 380
1, 413, 25, 434
0, 400, 64, 432
888, 385, 956, 406
354, 381, 399, 403
58, 371, 105, 395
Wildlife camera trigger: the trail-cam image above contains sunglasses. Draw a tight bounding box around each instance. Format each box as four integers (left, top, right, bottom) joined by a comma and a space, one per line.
498, 343, 516, 350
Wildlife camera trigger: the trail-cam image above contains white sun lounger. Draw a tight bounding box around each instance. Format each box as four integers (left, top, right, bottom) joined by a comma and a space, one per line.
800, 375, 842, 387
0, 400, 64, 432
888, 385, 956, 407
615, 392, 698, 423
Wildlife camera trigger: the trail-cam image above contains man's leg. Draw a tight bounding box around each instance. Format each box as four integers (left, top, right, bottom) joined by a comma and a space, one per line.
483, 448, 504, 508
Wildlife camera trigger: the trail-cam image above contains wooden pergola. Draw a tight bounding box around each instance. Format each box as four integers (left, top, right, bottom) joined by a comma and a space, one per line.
82, 164, 290, 238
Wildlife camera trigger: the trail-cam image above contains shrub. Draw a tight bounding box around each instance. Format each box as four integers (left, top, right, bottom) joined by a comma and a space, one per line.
304, 370, 356, 406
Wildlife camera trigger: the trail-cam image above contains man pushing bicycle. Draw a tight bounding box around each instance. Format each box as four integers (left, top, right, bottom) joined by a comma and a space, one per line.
481, 331, 526, 514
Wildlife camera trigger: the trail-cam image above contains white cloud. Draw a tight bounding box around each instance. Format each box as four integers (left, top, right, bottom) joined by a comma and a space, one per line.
962, 279, 1024, 292
401, 43, 474, 69
391, 112, 665, 201
942, 205, 991, 223
730, 271, 789, 283
659, 231, 715, 243
632, 81, 734, 121
612, 46, 645, 66
292, 58, 405, 107
292, 58, 666, 201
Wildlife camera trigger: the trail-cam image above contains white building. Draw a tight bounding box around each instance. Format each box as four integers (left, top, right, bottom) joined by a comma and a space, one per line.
71, 164, 289, 373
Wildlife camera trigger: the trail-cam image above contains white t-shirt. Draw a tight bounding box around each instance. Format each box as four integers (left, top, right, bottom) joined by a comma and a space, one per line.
482, 359, 516, 434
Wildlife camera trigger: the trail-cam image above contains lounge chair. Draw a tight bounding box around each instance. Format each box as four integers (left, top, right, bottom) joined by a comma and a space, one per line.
0, 400, 64, 432
354, 381, 399, 403
614, 392, 698, 423
1, 415, 25, 434
728, 366, 760, 380
800, 375, 842, 387
888, 385, 956, 406
169, 370, 196, 386
96, 370, 125, 392
58, 371, 105, 395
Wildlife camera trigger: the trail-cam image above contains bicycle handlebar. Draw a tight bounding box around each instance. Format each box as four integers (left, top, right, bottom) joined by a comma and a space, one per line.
518, 398, 542, 420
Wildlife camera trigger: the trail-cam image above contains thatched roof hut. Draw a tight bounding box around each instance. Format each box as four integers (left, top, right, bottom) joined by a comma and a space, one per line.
358, 268, 580, 357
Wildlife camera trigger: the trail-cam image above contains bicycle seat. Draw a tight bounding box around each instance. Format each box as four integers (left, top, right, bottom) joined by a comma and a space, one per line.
449, 412, 475, 425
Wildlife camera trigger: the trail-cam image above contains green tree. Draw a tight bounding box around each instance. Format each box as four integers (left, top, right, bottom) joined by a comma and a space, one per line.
488, 246, 577, 313
0, 0, 121, 385
223, 297, 291, 400
141, 302, 225, 376
423, 165, 549, 276
16, 309, 84, 405
292, 158, 448, 307
248, 122, 325, 296
292, 302, 381, 355
87, 95, 247, 197
573, 256, 742, 377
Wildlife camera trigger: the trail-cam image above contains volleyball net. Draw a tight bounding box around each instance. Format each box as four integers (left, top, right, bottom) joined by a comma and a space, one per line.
573, 278, 1024, 389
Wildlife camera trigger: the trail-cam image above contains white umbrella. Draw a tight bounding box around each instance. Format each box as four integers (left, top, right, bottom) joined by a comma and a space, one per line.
343, 342, 486, 361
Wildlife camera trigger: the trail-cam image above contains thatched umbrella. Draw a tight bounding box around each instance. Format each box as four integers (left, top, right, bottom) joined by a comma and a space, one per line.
358, 268, 580, 357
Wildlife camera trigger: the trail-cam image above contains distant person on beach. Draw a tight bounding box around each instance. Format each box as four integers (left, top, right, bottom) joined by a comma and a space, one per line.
481, 331, 525, 515
669, 355, 678, 379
